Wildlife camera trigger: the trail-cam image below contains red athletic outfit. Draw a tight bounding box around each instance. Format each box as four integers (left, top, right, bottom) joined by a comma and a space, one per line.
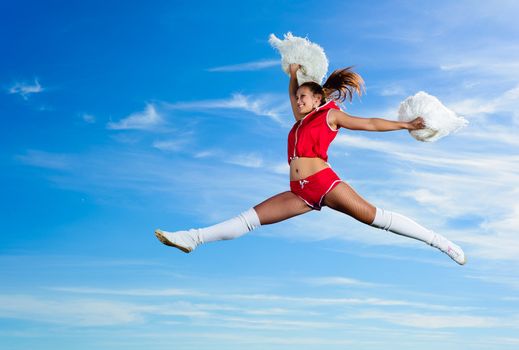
288, 100, 343, 210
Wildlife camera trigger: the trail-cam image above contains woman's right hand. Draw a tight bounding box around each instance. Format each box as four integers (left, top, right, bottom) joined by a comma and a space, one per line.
289, 63, 301, 76
407, 116, 426, 130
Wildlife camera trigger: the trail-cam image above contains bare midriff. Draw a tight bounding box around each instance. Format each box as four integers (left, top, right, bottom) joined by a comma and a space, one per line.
289, 157, 330, 181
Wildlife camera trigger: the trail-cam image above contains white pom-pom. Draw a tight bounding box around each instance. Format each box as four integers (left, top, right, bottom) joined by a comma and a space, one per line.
268, 32, 329, 84
398, 91, 468, 142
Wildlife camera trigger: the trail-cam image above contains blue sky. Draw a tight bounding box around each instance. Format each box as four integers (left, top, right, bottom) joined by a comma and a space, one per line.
1, 0, 519, 349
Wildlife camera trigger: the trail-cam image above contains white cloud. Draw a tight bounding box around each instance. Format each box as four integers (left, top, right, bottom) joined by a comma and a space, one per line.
208, 59, 279, 72
16, 150, 73, 170
225, 153, 264, 168
268, 161, 290, 175
81, 113, 96, 123
439, 62, 475, 71
353, 310, 506, 329
439, 60, 519, 80
334, 134, 404, 154
461, 203, 519, 261
0, 295, 145, 326
1, 280, 479, 335
448, 83, 519, 118
379, 84, 407, 97
302, 276, 383, 288
194, 150, 219, 158
465, 273, 519, 291
107, 104, 163, 130
459, 124, 519, 146
401, 188, 451, 208
152, 139, 187, 152
330, 122, 519, 262
47, 286, 200, 297
226, 293, 468, 311
8, 78, 43, 99
163, 93, 289, 125
0, 255, 165, 268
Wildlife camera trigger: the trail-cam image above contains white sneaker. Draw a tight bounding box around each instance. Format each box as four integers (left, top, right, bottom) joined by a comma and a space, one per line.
155, 229, 201, 253
431, 234, 466, 265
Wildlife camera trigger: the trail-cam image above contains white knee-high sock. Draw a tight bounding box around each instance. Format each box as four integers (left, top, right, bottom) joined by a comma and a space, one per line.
370, 207, 438, 246
195, 207, 261, 244
370, 207, 467, 264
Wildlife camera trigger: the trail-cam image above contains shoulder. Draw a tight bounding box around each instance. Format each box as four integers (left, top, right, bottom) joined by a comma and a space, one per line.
326, 105, 345, 131
329, 100, 341, 110
320, 100, 340, 111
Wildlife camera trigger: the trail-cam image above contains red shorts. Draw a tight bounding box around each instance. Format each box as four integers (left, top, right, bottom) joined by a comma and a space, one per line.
290, 167, 342, 210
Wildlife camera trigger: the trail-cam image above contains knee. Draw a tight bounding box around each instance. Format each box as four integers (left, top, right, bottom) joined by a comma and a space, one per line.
366, 205, 377, 224
370, 207, 391, 230
349, 203, 377, 225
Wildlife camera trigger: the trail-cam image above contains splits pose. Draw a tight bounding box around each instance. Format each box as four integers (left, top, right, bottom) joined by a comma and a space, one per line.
155, 64, 466, 265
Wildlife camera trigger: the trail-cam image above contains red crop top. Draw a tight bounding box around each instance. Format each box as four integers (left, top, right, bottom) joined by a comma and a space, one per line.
287, 100, 341, 164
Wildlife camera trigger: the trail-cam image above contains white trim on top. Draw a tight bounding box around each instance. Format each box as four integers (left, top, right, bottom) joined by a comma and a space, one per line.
326, 109, 338, 132
303, 100, 335, 120
294, 100, 338, 159
315, 99, 334, 112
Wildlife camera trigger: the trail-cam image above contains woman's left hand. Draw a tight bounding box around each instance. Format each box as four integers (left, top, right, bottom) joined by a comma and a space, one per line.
408, 116, 426, 130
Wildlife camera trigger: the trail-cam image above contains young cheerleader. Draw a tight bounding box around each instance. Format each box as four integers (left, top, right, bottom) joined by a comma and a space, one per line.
155, 63, 466, 265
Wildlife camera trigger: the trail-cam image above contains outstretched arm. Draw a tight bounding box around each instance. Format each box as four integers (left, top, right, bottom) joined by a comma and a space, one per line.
288, 64, 304, 121
328, 109, 425, 132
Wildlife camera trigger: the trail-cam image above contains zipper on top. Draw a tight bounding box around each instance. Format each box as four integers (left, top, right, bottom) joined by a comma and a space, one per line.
291, 101, 333, 161
292, 118, 304, 160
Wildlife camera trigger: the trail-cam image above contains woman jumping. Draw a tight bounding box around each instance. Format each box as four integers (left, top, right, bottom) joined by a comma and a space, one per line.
155, 63, 466, 265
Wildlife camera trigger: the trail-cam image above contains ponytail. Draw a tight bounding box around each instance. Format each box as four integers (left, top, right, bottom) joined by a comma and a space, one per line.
322, 67, 364, 103
298, 67, 364, 106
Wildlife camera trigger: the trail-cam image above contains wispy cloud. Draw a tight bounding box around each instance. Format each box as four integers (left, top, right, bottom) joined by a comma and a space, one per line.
14, 146, 284, 222
0, 282, 477, 331
225, 153, 264, 168
194, 148, 284, 172
194, 149, 218, 158
47, 286, 201, 297
302, 276, 384, 288
163, 93, 289, 125
0, 295, 145, 326
448, 83, 519, 119
16, 150, 73, 170
81, 113, 96, 124
207, 59, 278, 72
439, 60, 519, 80
379, 84, 407, 97
332, 131, 519, 261
107, 103, 163, 130
226, 293, 469, 311
152, 139, 188, 152
466, 272, 519, 291
8, 78, 43, 99
459, 124, 519, 146
462, 204, 519, 261
334, 133, 404, 154
0, 255, 166, 268
352, 310, 507, 329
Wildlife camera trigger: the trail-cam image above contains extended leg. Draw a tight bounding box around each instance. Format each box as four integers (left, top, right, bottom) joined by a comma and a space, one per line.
156, 191, 312, 253
322, 182, 466, 265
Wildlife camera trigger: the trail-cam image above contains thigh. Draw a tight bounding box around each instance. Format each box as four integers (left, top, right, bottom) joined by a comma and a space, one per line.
322, 181, 376, 225
254, 191, 313, 225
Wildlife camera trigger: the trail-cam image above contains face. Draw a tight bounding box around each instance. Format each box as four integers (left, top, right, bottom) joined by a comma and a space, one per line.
296, 86, 322, 115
